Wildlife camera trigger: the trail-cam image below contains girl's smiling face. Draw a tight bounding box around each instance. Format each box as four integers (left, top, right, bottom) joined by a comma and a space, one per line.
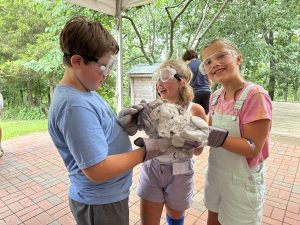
155, 60, 194, 107
156, 67, 182, 103
201, 42, 242, 84
156, 75, 182, 104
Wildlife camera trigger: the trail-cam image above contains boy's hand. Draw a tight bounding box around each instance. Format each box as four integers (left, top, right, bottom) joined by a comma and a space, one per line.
137, 99, 165, 131
134, 137, 173, 161
118, 101, 146, 136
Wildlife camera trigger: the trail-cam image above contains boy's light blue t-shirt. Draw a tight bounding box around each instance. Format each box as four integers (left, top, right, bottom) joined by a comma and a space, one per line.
48, 85, 132, 205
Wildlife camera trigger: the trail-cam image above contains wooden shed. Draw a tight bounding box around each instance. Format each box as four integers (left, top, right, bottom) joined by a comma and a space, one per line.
127, 64, 160, 105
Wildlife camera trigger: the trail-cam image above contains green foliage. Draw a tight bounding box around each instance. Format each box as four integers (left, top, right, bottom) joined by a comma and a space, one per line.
1, 119, 48, 141
0, 0, 299, 108
98, 73, 117, 112
2, 106, 47, 120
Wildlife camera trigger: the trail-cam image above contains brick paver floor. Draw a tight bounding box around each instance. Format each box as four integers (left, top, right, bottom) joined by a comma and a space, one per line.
0, 132, 299, 225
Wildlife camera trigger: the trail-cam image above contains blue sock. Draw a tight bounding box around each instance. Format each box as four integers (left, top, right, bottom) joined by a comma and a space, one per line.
166, 213, 184, 225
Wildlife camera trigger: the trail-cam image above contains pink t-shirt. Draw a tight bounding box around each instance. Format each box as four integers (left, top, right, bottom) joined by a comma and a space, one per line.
209, 82, 272, 168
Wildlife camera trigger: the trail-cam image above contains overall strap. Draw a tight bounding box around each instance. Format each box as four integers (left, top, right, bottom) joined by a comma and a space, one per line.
234, 84, 255, 110
211, 87, 224, 106
211, 87, 224, 114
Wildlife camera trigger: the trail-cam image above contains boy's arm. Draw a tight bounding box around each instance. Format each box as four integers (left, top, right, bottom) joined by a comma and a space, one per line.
82, 147, 145, 183
82, 135, 196, 183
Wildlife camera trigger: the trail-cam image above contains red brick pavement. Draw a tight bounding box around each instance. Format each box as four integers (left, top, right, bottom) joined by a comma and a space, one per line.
0, 132, 299, 225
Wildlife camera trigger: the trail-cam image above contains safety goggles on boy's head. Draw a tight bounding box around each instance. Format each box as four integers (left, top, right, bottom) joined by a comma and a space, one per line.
86, 55, 118, 77
154, 67, 182, 82
199, 49, 238, 75
64, 53, 118, 77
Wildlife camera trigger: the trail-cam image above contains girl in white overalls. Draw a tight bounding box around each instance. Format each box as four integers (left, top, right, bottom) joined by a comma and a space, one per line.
199, 39, 272, 225
136, 60, 207, 225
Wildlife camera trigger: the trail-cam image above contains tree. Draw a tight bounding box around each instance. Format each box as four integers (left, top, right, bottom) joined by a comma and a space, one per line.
0, 0, 299, 117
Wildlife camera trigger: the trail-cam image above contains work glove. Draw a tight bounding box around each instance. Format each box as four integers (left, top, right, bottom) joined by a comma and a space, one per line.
207, 126, 229, 148
183, 115, 229, 148
137, 99, 166, 131
134, 137, 173, 162
117, 100, 146, 136
171, 116, 209, 150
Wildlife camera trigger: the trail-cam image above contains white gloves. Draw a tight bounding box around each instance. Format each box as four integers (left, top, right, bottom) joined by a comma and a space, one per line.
172, 115, 229, 148
171, 116, 209, 150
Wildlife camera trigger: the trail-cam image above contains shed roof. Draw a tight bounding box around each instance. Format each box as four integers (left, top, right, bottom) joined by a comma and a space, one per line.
127, 63, 160, 74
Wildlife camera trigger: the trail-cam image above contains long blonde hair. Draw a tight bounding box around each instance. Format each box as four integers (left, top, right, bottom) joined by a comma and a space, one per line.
159, 59, 194, 107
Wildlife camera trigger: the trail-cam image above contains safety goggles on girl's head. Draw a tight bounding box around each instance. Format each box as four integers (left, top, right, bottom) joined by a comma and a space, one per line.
199, 50, 238, 74
154, 67, 182, 82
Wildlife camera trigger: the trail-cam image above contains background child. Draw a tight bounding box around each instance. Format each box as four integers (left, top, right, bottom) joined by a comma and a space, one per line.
182, 49, 211, 116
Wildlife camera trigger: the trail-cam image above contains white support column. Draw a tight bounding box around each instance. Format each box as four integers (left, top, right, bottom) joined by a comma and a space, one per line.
116, 0, 123, 113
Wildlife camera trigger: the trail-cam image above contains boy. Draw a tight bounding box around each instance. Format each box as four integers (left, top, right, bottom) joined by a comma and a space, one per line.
48, 16, 188, 225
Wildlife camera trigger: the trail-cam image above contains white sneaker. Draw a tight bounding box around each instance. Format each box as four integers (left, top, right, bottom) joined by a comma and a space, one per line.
0, 147, 4, 158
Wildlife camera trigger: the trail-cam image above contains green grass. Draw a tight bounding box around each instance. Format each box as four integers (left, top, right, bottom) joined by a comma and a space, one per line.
1, 119, 48, 141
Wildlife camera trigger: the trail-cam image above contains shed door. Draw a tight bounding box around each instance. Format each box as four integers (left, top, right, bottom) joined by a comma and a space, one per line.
132, 77, 156, 104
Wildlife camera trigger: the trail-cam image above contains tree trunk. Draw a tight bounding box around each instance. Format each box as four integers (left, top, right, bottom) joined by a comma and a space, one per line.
283, 82, 288, 101
48, 75, 54, 106
268, 59, 276, 101
20, 89, 24, 104
27, 80, 34, 107
293, 79, 299, 101
265, 31, 275, 101
293, 87, 299, 101
193, 0, 230, 49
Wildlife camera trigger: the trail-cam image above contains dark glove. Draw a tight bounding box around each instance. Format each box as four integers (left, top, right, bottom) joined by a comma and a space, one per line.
117, 101, 146, 136
134, 137, 171, 162
207, 126, 229, 148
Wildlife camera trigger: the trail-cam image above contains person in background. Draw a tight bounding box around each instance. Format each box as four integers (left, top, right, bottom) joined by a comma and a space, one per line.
48, 15, 195, 225
182, 49, 211, 116
0, 92, 3, 158
199, 38, 272, 225
136, 60, 207, 225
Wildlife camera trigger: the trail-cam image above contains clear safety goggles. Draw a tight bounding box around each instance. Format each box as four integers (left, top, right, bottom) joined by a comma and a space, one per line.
199, 50, 238, 74
154, 67, 182, 82
84, 55, 117, 77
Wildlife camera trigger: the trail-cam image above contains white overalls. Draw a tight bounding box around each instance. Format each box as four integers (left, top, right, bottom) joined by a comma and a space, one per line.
205, 84, 266, 225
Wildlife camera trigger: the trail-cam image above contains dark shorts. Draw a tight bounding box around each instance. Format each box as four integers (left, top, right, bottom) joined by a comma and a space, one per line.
193, 91, 211, 114
69, 198, 129, 225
